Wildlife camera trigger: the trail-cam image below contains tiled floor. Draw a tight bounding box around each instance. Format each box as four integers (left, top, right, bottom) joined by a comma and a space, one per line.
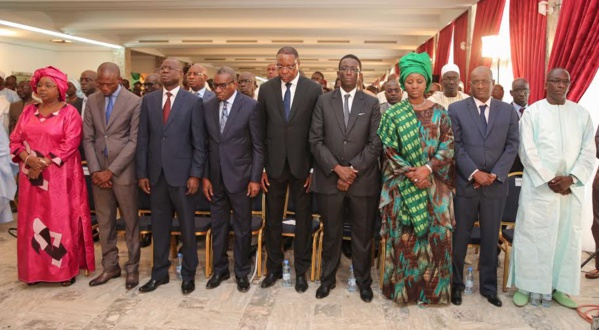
0, 218, 596, 330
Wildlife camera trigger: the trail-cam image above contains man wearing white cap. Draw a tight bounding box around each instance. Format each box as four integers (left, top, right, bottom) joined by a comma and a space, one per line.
0, 71, 20, 104
428, 64, 469, 109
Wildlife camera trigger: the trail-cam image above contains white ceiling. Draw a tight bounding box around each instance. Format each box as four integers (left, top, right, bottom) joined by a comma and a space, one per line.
0, 0, 477, 83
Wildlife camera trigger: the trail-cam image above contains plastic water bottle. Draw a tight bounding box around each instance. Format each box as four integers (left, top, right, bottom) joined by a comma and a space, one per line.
347, 265, 357, 292
531, 292, 541, 306
176, 253, 183, 280
282, 260, 292, 287
464, 267, 474, 294
541, 293, 552, 308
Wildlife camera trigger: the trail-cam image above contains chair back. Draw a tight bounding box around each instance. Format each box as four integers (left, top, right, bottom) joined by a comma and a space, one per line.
137, 187, 152, 214
503, 172, 523, 224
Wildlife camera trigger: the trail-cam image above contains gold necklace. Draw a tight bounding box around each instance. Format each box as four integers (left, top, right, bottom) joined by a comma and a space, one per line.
410, 99, 427, 108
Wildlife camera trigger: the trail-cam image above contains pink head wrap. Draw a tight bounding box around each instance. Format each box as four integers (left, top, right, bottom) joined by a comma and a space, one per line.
30, 66, 69, 101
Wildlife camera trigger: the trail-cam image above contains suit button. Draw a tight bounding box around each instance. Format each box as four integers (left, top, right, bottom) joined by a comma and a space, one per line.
344, 141, 347, 144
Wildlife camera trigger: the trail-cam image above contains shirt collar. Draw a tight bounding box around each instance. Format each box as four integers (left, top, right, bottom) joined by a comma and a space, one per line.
163, 86, 180, 97
512, 102, 527, 111
473, 97, 492, 109
341, 87, 357, 100
224, 91, 237, 105
106, 84, 122, 100
280, 73, 300, 89
191, 86, 206, 97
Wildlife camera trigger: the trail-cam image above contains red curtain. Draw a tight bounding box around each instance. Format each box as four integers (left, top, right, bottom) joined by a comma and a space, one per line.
547, 0, 599, 102
510, 0, 547, 103
416, 37, 435, 59
453, 11, 468, 83
467, 0, 506, 92
433, 23, 454, 77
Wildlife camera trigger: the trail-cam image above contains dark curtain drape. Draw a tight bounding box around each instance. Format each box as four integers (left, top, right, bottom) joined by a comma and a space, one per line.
416, 37, 435, 59
467, 0, 506, 92
509, 0, 547, 103
452, 11, 468, 84
433, 23, 454, 77
547, 0, 599, 102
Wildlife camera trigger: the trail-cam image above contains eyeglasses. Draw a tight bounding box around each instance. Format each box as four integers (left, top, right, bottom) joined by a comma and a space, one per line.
186, 72, 205, 77
442, 76, 459, 83
213, 81, 234, 90
36, 82, 57, 89
512, 88, 530, 94
547, 79, 570, 85
470, 79, 492, 86
276, 63, 298, 71
238, 79, 254, 84
143, 82, 156, 87
339, 66, 360, 74
158, 66, 180, 72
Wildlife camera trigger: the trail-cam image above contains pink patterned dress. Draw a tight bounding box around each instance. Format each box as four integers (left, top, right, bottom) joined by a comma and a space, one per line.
10, 103, 95, 283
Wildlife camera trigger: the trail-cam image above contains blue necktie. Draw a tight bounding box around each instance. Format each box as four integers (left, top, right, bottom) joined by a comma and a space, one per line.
105, 95, 114, 124
479, 105, 487, 133
283, 82, 291, 121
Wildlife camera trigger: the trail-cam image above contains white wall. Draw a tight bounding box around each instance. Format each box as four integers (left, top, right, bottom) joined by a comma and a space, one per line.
0, 39, 113, 80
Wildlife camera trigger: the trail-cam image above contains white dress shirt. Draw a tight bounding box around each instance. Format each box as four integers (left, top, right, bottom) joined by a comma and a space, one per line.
340, 87, 357, 113
162, 86, 181, 108
280, 73, 300, 108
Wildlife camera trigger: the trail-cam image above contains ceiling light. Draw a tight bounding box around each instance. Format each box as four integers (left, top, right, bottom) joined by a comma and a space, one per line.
50, 39, 72, 44
0, 28, 16, 37
0, 19, 122, 49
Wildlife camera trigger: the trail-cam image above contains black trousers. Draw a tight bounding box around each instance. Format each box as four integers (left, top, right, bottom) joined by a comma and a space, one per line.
452, 194, 505, 296
318, 192, 377, 289
150, 172, 198, 281
264, 161, 312, 275
210, 174, 252, 279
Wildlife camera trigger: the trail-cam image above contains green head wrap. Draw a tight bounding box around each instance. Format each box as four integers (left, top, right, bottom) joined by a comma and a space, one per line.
398, 52, 433, 93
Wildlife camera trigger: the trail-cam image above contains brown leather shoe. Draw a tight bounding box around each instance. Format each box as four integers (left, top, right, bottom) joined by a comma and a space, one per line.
89, 270, 121, 287
126, 272, 139, 289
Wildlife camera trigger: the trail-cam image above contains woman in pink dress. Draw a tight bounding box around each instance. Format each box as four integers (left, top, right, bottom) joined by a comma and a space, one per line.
9, 66, 95, 286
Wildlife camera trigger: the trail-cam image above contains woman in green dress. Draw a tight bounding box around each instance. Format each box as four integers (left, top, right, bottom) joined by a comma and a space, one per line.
378, 52, 455, 305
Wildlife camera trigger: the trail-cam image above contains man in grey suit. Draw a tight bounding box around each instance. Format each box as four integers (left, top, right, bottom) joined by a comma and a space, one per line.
83, 62, 141, 289
310, 54, 382, 302
187, 63, 215, 102
448, 66, 519, 307
136, 58, 206, 295
258, 46, 323, 292
202, 67, 264, 292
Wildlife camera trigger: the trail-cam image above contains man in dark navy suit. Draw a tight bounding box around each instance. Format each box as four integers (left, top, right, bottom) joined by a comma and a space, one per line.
202, 66, 264, 292
136, 58, 206, 295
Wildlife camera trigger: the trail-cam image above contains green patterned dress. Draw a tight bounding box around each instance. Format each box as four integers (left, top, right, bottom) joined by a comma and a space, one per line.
378, 100, 454, 304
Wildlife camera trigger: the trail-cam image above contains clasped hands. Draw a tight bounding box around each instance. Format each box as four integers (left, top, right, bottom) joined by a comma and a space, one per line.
92, 170, 114, 189
335, 165, 358, 192
548, 176, 573, 195
472, 171, 496, 189
25, 155, 50, 180
405, 166, 432, 189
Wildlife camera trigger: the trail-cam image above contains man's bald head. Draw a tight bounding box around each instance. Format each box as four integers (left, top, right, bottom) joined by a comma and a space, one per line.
143, 73, 162, 94
97, 62, 121, 77
469, 66, 494, 102
510, 78, 530, 107
187, 63, 208, 91
387, 73, 399, 82
96, 62, 121, 96
80, 70, 98, 96
384, 80, 401, 105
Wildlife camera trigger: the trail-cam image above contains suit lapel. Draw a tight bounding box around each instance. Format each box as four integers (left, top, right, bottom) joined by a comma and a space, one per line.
96, 96, 107, 132
212, 99, 221, 140
272, 77, 286, 122
331, 89, 346, 135
345, 90, 364, 134
467, 98, 487, 138
106, 92, 124, 130
222, 93, 242, 137
287, 76, 305, 123
164, 90, 184, 131
485, 99, 499, 138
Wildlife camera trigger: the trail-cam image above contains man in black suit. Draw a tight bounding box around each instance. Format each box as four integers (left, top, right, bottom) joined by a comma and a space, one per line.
202, 67, 264, 292
448, 66, 519, 307
310, 54, 382, 302
509, 78, 530, 173
136, 58, 206, 295
258, 46, 323, 292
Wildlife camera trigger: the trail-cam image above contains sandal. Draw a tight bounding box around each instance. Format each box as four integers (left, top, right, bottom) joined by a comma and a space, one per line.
61, 277, 76, 287
585, 269, 599, 279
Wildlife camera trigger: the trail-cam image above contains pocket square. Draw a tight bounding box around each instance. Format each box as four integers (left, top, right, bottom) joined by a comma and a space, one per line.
358, 113, 366, 116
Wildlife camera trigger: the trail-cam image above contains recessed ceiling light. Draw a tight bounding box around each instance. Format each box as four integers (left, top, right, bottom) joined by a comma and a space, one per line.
50, 39, 72, 44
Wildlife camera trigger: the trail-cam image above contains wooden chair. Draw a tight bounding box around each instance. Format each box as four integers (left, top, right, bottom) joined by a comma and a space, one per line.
499, 172, 522, 292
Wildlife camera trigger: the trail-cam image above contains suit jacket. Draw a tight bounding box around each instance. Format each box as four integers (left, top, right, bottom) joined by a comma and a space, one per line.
203, 92, 264, 193
309, 89, 382, 196
72, 97, 83, 115
83, 88, 141, 185
257, 75, 322, 179
448, 97, 519, 198
190, 89, 216, 103
136, 88, 206, 187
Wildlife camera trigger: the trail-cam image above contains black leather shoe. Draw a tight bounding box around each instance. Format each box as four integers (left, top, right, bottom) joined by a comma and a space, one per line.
140, 234, 152, 248
451, 288, 462, 306
138, 277, 169, 292
181, 280, 195, 295
484, 294, 503, 307
295, 274, 308, 293
206, 273, 230, 289
315, 284, 336, 299
359, 287, 373, 303
260, 273, 282, 289
237, 276, 250, 292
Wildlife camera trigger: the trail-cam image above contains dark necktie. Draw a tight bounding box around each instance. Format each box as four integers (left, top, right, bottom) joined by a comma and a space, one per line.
479, 105, 487, 132
220, 101, 229, 133
283, 82, 291, 121
519, 106, 526, 116
105, 95, 114, 124
163, 92, 172, 124
343, 94, 351, 127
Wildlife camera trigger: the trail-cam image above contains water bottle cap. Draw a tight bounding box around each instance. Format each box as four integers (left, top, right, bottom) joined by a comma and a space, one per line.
284, 260, 289, 265
468, 267, 472, 271
178, 253, 183, 257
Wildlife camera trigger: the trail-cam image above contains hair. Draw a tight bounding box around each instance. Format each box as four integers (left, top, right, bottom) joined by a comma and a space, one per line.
276, 46, 299, 59
338, 54, 362, 71
312, 71, 324, 79
216, 66, 237, 81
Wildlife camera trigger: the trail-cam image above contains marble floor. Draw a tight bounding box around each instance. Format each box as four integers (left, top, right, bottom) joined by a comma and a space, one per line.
0, 218, 597, 330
